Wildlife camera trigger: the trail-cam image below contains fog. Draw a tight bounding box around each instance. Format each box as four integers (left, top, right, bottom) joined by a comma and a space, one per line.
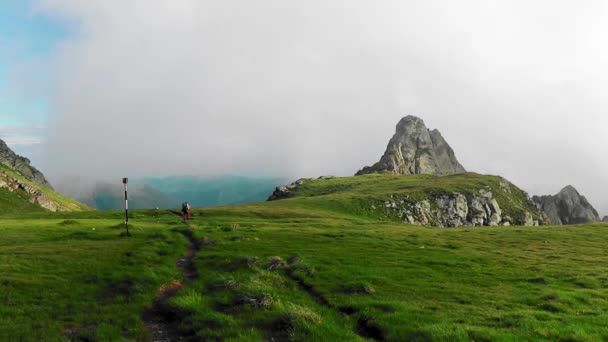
34, 0, 608, 215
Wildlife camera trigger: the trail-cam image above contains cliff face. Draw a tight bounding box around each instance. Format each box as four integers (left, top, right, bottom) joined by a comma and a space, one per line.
533, 186, 600, 225
0, 139, 53, 189
356, 116, 465, 176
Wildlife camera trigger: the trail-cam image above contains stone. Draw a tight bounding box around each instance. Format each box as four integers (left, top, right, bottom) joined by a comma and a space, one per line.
523, 212, 535, 227
533, 186, 600, 225
356, 116, 466, 176
435, 193, 469, 227
603, 216, 608, 222
267, 178, 310, 201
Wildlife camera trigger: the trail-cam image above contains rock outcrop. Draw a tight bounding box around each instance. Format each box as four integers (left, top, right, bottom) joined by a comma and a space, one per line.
269, 175, 543, 227
0, 171, 59, 211
532, 186, 600, 225
356, 116, 466, 176
268, 178, 318, 201
603, 216, 608, 222
0, 139, 53, 189
378, 186, 539, 227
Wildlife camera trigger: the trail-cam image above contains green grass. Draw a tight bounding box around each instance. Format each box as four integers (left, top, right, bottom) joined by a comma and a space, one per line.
1, 174, 607, 341
163, 204, 608, 341
0, 210, 188, 341
278, 173, 541, 224
0, 187, 46, 214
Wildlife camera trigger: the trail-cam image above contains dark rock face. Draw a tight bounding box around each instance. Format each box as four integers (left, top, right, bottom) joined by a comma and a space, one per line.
0, 139, 53, 189
356, 116, 466, 176
603, 216, 608, 222
533, 186, 600, 225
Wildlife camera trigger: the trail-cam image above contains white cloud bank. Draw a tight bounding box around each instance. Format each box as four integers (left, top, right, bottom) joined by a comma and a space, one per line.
35, 0, 608, 215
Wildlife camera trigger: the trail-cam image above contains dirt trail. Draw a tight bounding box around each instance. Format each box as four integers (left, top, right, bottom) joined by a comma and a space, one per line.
143, 229, 198, 342
286, 270, 385, 341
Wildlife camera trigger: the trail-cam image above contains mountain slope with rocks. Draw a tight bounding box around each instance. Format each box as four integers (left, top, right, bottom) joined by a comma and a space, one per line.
0, 140, 88, 213
533, 186, 600, 225
269, 173, 544, 227
0, 139, 53, 189
356, 116, 466, 176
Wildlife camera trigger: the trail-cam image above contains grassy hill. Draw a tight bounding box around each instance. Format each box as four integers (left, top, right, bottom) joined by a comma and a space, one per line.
269, 173, 542, 226
1, 174, 607, 341
0, 163, 89, 214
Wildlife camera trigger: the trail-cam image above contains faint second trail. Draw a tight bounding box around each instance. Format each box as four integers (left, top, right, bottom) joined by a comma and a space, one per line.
143, 228, 199, 342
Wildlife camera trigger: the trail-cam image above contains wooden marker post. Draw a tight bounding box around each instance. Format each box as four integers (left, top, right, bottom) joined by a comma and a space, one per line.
123, 177, 130, 236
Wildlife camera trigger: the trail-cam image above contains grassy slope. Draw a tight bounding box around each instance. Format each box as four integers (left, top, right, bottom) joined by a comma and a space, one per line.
0, 210, 188, 341
0, 163, 90, 213
277, 173, 541, 224
1, 174, 607, 341
171, 204, 608, 341
0, 187, 46, 214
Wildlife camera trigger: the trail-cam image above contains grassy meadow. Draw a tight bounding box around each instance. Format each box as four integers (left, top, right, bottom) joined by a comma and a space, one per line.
1, 174, 608, 341
0, 211, 188, 341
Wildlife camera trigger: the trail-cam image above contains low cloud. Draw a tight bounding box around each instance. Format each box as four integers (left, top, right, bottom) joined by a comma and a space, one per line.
34, 0, 608, 215
0, 126, 44, 146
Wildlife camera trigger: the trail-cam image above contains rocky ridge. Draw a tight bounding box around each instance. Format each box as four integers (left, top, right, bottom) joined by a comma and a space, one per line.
376, 186, 539, 227
533, 186, 600, 225
0, 139, 53, 189
356, 116, 466, 176
0, 171, 59, 211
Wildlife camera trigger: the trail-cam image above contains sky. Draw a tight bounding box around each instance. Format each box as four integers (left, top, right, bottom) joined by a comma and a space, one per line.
1, 0, 607, 216
0, 0, 71, 161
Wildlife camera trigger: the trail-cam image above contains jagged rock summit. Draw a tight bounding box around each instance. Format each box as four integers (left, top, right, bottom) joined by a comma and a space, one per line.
0, 138, 53, 189
533, 186, 600, 225
356, 116, 466, 176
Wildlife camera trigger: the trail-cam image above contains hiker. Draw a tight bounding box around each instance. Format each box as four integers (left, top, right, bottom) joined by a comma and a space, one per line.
186, 202, 192, 220
182, 202, 189, 221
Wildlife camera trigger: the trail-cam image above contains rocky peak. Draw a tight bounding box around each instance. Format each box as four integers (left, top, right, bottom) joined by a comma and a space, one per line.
559, 185, 579, 197
533, 185, 599, 225
0, 138, 53, 189
356, 115, 466, 176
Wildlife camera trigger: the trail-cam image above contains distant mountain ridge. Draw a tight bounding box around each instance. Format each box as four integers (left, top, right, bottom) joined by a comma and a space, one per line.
59, 175, 290, 210
357, 116, 466, 176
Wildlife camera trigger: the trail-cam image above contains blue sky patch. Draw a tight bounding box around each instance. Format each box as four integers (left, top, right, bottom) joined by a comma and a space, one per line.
0, 0, 73, 142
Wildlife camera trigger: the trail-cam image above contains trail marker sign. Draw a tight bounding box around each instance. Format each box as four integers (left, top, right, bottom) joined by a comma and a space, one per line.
123, 178, 130, 236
